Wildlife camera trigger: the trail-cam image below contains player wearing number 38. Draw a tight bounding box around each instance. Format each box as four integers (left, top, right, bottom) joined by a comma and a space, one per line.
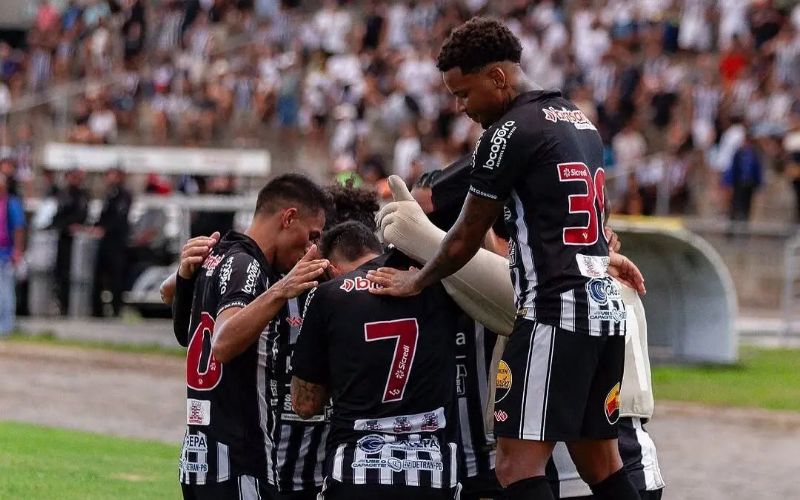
366, 17, 646, 500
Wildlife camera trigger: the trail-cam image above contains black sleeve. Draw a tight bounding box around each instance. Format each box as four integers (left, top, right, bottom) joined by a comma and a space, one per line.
216, 252, 264, 316
291, 287, 329, 384
469, 119, 529, 202
172, 273, 196, 347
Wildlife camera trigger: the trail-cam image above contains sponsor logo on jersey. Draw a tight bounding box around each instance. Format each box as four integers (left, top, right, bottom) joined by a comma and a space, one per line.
481, 120, 517, 170
339, 276, 382, 292
218, 256, 234, 294
604, 382, 621, 424
456, 364, 467, 397
202, 254, 223, 277
183, 432, 208, 452
242, 260, 261, 295
187, 398, 211, 426
586, 278, 622, 306
542, 106, 597, 131
576, 254, 610, 278
356, 434, 441, 454
180, 459, 209, 473
468, 186, 499, 200
351, 457, 444, 473
354, 407, 446, 434
494, 360, 512, 403
493, 410, 509, 422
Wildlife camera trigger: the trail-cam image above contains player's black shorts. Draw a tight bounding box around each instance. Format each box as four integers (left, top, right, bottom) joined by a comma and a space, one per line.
493, 319, 625, 441
264, 483, 320, 500
181, 475, 269, 500
317, 478, 460, 500
460, 472, 502, 500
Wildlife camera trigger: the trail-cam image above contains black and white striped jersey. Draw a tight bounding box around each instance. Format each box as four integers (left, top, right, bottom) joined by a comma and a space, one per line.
263, 294, 330, 492
291, 250, 461, 490
546, 417, 665, 497
178, 231, 274, 485
454, 315, 497, 480
469, 90, 626, 336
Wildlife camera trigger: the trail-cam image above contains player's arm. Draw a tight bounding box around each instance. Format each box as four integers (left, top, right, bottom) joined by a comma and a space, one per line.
290, 377, 328, 420
212, 246, 328, 363
289, 287, 330, 419
370, 124, 518, 297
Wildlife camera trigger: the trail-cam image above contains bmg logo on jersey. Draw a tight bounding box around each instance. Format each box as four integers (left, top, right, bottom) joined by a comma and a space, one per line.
482, 120, 517, 170
340, 276, 381, 292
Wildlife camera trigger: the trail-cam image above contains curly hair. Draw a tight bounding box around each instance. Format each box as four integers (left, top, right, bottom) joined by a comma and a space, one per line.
436, 17, 522, 74
324, 183, 380, 232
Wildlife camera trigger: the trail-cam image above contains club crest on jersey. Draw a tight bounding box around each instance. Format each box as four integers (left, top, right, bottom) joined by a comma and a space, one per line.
542, 106, 597, 131
494, 360, 512, 403
481, 120, 517, 170
494, 410, 509, 422
340, 276, 381, 292
604, 382, 621, 424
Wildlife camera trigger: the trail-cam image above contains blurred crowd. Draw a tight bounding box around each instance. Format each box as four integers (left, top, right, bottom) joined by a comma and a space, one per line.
1, 0, 800, 218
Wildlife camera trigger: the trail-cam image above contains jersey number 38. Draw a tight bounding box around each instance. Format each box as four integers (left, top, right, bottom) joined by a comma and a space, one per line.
557, 162, 606, 246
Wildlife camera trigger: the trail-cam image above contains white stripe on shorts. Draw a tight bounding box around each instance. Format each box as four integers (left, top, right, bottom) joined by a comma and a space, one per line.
520, 323, 556, 440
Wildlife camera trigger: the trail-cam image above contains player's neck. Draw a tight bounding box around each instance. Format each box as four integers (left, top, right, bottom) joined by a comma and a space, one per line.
337, 252, 381, 274
244, 220, 279, 265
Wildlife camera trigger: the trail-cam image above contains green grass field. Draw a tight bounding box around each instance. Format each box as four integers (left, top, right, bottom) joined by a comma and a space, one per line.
0, 422, 179, 499
652, 346, 800, 412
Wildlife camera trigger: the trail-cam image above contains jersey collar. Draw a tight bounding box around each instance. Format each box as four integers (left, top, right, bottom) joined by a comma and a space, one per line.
508, 89, 562, 109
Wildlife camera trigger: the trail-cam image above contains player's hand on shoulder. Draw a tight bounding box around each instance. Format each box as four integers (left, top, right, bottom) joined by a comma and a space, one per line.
275, 245, 329, 299
367, 266, 422, 297
178, 231, 221, 279
608, 251, 646, 295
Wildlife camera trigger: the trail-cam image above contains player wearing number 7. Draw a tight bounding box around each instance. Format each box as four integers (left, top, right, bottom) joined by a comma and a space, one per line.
367, 17, 644, 500
290, 221, 462, 500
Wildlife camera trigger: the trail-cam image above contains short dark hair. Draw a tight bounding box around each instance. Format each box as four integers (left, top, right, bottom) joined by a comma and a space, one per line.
436, 17, 522, 74
324, 184, 380, 231
320, 221, 382, 262
255, 173, 330, 216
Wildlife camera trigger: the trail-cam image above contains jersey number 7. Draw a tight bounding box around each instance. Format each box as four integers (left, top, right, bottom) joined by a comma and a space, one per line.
364, 319, 419, 403
557, 162, 606, 246
187, 312, 223, 391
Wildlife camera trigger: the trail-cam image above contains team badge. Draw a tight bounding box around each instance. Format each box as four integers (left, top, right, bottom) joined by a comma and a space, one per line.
604, 382, 621, 424
494, 360, 512, 403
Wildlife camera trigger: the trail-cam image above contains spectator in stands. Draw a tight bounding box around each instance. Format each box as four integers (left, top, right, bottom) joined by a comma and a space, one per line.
50, 169, 89, 316
91, 167, 132, 317
725, 132, 764, 223
0, 171, 25, 336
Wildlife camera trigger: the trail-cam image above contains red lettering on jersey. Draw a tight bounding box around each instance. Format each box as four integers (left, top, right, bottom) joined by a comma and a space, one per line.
355, 277, 371, 290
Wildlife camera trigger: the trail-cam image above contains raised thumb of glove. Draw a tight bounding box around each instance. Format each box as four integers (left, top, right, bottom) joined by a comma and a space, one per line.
387, 175, 415, 202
